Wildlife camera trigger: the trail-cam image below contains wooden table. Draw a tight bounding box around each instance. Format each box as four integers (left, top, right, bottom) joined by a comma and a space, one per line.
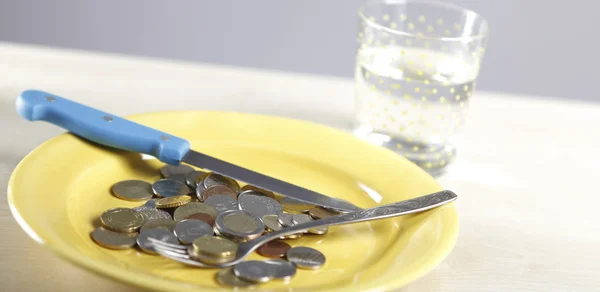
1, 42, 599, 291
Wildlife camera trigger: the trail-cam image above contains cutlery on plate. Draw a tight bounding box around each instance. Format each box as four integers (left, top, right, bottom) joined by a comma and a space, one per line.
16, 90, 362, 212
149, 190, 457, 268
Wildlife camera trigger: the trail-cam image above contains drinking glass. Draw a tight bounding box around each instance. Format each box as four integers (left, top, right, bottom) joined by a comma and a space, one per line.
352, 0, 489, 175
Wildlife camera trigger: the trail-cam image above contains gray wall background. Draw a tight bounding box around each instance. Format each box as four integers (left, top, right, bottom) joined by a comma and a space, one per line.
0, 0, 598, 101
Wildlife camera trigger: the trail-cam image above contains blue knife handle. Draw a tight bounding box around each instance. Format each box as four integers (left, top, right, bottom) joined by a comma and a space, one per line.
15, 89, 190, 165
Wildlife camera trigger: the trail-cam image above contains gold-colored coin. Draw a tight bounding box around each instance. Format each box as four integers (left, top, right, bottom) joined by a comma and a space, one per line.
281, 197, 314, 214
189, 246, 236, 264
308, 207, 339, 220
90, 227, 138, 249
215, 268, 257, 288
155, 195, 192, 209
217, 229, 263, 243
139, 219, 177, 233
191, 236, 237, 264
240, 185, 275, 199
173, 202, 218, 221
193, 236, 237, 257
262, 215, 283, 232
308, 227, 329, 235
111, 180, 153, 201
223, 213, 259, 233
100, 208, 144, 232
284, 233, 303, 239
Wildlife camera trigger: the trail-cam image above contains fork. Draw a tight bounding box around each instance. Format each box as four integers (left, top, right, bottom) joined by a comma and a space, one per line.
149, 190, 457, 268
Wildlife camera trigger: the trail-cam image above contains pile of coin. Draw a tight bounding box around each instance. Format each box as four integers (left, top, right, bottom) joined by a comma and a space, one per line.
90, 164, 339, 287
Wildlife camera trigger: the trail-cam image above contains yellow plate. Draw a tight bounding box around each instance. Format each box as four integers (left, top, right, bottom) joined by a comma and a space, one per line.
8, 111, 458, 291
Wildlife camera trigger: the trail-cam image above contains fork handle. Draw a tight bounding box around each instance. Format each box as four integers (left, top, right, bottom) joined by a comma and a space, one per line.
253, 190, 457, 245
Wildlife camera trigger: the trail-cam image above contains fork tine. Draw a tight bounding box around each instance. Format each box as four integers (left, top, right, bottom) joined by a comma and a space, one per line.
148, 239, 188, 254
152, 243, 188, 255
153, 245, 191, 259
153, 247, 213, 268
159, 246, 188, 254
148, 237, 187, 250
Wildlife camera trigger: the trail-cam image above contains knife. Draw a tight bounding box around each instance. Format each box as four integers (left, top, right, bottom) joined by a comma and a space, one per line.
16, 90, 362, 212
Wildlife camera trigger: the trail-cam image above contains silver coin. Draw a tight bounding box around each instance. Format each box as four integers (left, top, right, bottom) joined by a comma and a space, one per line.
291, 214, 313, 226
165, 173, 188, 184
173, 219, 213, 245
90, 227, 138, 250
286, 246, 326, 270
144, 198, 159, 208
152, 179, 191, 197
262, 215, 284, 232
133, 206, 173, 223
203, 173, 240, 193
132, 205, 150, 212
277, 213, 295, 227
140, 219, 177, 233
204, 194, 239, 214
233, 260, 275, 283
264, 259, 296, 281
186, 170, 206, 188
160, 164, 194, 178
137, 228, 179, 254
238, 189, 269, 198
216, 268, 257, 288
238, 193, 283, 219
214, 226, 223, 237
239, 185, 275, 198
215, 210, 264, 242
111, 180, 154, 201
195, 182, 206, 202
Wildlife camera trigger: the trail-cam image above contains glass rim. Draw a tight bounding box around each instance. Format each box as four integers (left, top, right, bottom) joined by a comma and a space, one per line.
358, 0, 489, 42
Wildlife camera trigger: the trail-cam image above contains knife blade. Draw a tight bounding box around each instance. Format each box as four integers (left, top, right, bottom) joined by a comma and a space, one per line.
16, 90, 362, 212
182, 151, 361, 212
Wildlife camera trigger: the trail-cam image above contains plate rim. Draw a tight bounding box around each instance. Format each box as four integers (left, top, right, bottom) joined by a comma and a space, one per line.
8, 110, 458, 291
